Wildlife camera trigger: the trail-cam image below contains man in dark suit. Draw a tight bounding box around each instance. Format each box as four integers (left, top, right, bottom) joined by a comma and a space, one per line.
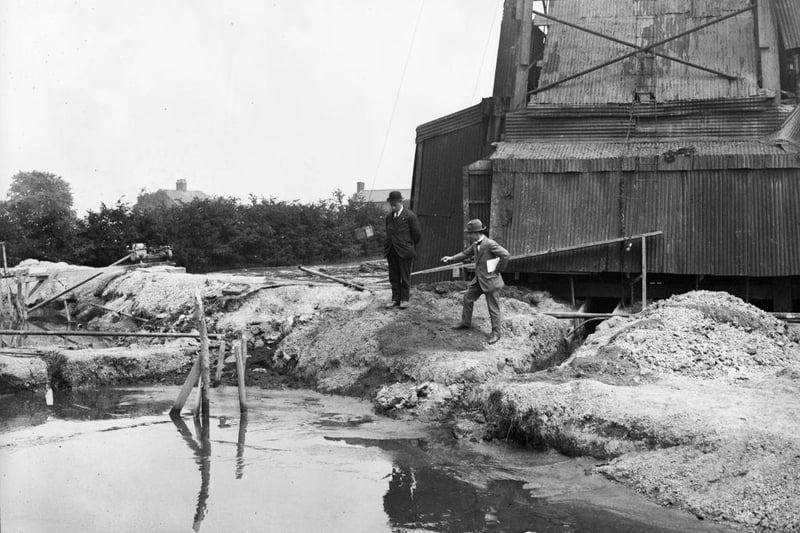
384, 191, 422, 309
441, 219, 510, 344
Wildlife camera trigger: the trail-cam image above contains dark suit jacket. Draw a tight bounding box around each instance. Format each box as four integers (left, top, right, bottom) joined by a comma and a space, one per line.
450, 237, 510, 292
384, 208, 422, 259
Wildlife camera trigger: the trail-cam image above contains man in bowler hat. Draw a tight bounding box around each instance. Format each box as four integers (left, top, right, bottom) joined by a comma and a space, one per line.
441, 219, 510, 344
384, 191, 422, 309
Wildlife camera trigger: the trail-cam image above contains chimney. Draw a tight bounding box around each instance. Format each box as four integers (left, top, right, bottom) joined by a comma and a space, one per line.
356, 181, 365, 193
176, 179, 187, 192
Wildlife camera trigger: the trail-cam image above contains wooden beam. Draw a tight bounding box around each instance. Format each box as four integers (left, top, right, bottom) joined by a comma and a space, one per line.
0, 329, 222, 339
511, 0, 533, 109
298, 265, 371, 292
756, 0, 780, 100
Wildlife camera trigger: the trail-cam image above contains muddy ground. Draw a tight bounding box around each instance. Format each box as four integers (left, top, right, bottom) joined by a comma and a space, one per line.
2, 261, 799, 531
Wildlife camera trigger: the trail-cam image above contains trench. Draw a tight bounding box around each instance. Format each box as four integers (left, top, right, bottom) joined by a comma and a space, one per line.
0, 386, 731, 533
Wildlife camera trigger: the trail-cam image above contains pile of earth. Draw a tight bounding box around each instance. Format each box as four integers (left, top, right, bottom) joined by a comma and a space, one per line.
276, 286, 572, 417
477, 291, 800, 531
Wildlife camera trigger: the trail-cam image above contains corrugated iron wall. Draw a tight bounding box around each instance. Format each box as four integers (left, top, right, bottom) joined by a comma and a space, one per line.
531, 0, 759, 104
490, 168, 800, 277
413, 105, 493, 282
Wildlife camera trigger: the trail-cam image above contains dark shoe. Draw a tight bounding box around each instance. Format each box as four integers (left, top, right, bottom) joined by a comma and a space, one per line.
385, 301, 400, 309
399, 301, 410, 309
451, 323, 471, 330
487, 332, 501, 344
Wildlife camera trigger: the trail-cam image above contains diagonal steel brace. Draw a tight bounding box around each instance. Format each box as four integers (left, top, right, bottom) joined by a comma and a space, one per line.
532, 9, 738, 81
528, 4, 755, 96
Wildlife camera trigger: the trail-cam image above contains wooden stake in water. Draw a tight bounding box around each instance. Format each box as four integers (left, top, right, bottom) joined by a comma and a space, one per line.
194, 291, 211, 420
236, 331, 248, 413
170, 358, 200, 415
213, 340, 225, 387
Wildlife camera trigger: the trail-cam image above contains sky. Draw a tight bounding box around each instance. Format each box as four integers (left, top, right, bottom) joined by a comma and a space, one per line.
0, 0, 505, 214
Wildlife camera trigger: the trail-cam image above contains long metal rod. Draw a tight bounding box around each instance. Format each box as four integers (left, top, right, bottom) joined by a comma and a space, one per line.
531, 10, 737, 80
0, 329, 222, 338
411, 231, 664, 276
528, 4, 754, 95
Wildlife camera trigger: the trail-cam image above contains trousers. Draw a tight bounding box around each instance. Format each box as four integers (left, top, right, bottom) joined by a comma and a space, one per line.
461, 283, 502, 333
387, 246, 412, 302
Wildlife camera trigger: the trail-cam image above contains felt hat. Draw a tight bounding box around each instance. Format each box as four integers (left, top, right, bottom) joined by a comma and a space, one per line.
464, 219, 487, 232
386, 191, 404, 202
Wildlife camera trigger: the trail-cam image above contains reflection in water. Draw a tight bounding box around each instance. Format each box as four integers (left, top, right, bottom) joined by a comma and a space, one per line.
170, 412, 248, 531
170, 413, 211, 532
236, 413, 248, 479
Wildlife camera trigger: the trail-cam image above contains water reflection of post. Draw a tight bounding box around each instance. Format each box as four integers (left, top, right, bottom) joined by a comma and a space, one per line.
236, 413, 248, 479
170, 413, 211, 533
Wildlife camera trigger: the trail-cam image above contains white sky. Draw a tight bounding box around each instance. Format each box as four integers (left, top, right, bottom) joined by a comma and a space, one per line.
0, 0, 504, 214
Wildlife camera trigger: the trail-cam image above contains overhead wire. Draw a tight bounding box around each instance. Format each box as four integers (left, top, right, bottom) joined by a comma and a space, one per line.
471, 0, 504, 102
370, 0, 426, 192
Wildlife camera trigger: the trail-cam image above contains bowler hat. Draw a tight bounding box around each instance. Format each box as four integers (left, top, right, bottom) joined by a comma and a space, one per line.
464, 219, 487, 232
386, 191, 404, 202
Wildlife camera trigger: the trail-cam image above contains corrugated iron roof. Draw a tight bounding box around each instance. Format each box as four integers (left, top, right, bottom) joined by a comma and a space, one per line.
490, 140, 800, 172
416, 103, 484, 143
773, 0, 800, 50
530, 0, 760, 105
505, 103, 792, 142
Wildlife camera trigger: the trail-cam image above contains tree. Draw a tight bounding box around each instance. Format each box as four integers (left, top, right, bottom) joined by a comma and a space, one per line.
5, 171, 78, 262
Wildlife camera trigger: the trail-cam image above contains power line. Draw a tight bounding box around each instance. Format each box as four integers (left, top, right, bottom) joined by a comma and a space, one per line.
371, 0, 426, 192
471, 0, 503, 102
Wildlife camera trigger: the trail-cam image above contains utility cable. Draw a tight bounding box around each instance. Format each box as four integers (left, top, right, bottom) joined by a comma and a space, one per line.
471, 0, 504, 102
371, 0, 426, 192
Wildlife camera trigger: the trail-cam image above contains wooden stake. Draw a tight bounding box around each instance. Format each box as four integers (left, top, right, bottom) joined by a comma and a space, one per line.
213, 340, 225, 387
170, 357, 200, 415
194, 291, 210, 420
236, 331, 248, 413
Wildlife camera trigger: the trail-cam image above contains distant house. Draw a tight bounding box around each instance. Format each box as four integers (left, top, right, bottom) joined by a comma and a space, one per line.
354, 181, 410, 213
136, 179, 210, 210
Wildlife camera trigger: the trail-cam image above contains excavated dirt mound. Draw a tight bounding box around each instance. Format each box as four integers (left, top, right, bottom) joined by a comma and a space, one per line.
566, 290, 800, 383
277, 289, 570, 408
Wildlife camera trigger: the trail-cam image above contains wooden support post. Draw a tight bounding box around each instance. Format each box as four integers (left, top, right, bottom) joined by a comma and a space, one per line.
756, 0, 780, 101
213, 340, 225, 387
0, 241, 7, 275
194, 292, 210, 420
170, 358, 200, 415
569, 275, 576, 308
236, 331, 248, 413
511, 0, 533, 110
641, 235, 647, 310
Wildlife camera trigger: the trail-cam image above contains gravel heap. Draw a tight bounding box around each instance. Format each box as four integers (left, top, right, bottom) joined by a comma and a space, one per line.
571, 291, 800, 380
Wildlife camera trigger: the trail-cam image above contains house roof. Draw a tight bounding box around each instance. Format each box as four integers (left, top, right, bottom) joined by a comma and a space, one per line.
531, 0, 760, 105
356, 188, 411, 203
161, 189, 210, 203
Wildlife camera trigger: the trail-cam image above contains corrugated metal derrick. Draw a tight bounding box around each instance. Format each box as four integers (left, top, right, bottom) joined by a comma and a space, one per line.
530, 0, 760, 105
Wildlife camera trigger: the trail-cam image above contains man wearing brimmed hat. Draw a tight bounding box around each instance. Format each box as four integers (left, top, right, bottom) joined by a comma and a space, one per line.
441, 219, 510, 344
384, 190, 422, 309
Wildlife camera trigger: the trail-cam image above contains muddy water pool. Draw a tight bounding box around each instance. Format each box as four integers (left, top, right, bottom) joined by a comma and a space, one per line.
0, 387, 731, 532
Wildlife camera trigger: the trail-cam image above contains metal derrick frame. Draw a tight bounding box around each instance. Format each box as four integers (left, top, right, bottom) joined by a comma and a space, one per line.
527, 4, 756, 96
